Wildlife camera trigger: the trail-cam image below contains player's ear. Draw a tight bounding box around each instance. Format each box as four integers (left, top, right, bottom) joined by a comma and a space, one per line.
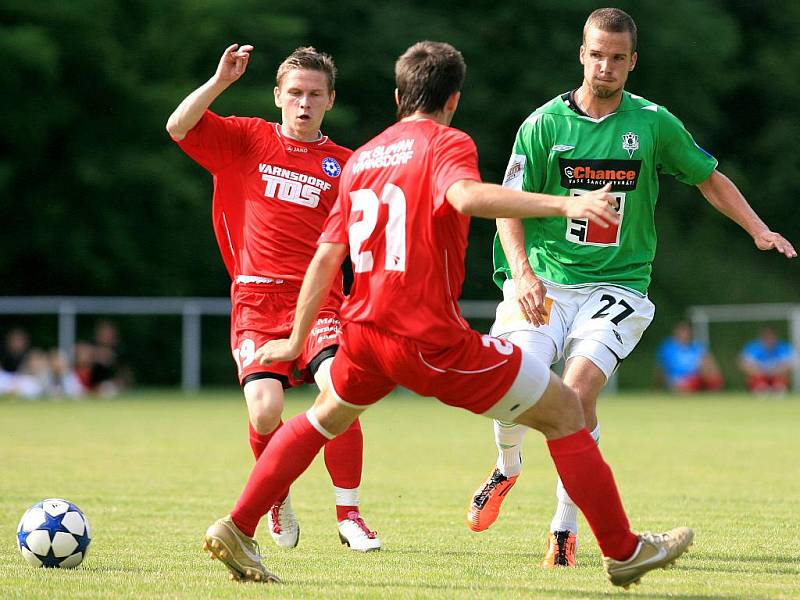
579, 44, 586, 65
274, 86, 282, 108
629, 51, 638, 71
445, 91, 461, 113
326, 89, 336, 111
394, 88, 400, 108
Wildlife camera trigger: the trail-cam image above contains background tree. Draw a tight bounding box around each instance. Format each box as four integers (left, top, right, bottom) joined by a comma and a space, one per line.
1, 0, 796, 386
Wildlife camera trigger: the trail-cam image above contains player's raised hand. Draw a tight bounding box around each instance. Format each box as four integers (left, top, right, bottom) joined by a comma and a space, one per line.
255, 338, 301, 366
565, 183, 619, 228
215, 44, 254, 84
516, 271, 549, 327
753, 230, 797, 258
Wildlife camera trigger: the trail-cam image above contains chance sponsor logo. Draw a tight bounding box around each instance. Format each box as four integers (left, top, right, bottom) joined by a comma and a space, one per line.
259, 164, 333, 208
559, 158, 641, 191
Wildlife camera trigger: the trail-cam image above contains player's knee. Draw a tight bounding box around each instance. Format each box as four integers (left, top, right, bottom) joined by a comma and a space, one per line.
560, 384, 582, 418
244, 385, 284, 434
546, 379, 585, 437
250, 409, 281, 435
576, 388, 597, 422
514, 374, 584, 438
313, 390, 362, 437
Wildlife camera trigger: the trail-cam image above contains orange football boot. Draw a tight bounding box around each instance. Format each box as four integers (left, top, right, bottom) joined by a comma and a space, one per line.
466, 468, 518, 532
541, 530, 577, 568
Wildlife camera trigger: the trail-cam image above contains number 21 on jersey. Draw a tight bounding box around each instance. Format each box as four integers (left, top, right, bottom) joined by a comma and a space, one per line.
349, 184, 407, 273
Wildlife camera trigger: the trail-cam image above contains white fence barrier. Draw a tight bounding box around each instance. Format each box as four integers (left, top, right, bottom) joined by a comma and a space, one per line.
8, 297, 794, 393
0, 297, 497, 392
689, 303, 800, 393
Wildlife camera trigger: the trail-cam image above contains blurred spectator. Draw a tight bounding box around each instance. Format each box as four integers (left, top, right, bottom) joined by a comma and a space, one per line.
83, 320, 130, 397
3, 347, 84, 400
657, 321, 724, 393
0, 328, 31, 373
49, 348, 85, 398
74, 341, 95, 391
739, 327, 795, 394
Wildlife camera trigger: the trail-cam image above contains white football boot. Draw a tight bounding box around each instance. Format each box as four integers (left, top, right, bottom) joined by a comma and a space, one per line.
338, 511, 381, 552
266, 495, 300, 549
603, 527, 694, 588
204, 515, 280, 582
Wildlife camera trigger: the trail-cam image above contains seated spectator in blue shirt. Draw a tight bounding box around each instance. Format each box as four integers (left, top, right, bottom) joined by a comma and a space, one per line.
739, 327, 795, 394
657, 321, 724, 393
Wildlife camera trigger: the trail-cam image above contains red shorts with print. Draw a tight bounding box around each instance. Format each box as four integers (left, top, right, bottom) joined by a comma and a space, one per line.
230, 281, 342, 387
329, 322, 522, 414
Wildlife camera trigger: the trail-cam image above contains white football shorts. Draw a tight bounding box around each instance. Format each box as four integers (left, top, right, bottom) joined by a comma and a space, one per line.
490, 278, 655, 380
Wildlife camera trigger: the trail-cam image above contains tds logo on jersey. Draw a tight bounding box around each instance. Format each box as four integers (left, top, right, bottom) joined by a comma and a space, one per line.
259, 164, 332, 208
559, 158, 641, 247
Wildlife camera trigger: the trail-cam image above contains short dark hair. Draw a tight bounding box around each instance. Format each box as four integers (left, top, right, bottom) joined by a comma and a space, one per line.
584, 8, 637, 53
276, 46, 337, 93
395, 41, 466, 119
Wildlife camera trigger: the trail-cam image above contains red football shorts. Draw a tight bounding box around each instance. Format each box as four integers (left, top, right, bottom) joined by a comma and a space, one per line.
230, 281, 342, 386
329, 322, 549, 419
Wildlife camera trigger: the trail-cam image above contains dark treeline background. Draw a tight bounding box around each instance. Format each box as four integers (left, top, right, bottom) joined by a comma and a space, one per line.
1, 0, 797, 387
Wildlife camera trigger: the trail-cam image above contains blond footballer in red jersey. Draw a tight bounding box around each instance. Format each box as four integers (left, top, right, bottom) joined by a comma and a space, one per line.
167, 45, 379, 551
202, 42, 694, 589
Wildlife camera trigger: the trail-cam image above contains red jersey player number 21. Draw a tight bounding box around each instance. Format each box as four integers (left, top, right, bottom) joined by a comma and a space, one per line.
319, 119, 530, 413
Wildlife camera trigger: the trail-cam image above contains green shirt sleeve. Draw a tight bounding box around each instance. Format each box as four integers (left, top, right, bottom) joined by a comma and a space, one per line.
656, 107, 718, 185
515, 113, 550, 193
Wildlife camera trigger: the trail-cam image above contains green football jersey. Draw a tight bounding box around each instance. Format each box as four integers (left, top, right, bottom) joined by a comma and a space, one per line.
493, 90, 718, 295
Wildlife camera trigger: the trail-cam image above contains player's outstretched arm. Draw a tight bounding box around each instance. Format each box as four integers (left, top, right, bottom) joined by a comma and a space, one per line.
697, 170, 797, 258
497, 218, 549, 327
447, 180, 619, 226
255, 242, 348, 366
166, 44, 254, 141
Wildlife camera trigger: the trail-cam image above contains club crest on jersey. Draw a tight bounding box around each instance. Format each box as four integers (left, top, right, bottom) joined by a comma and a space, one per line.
321, 157, 341, 178
622, 131, 639, 158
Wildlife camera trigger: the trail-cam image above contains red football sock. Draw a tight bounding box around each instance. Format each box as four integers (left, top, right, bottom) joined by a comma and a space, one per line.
324, 418, 363, 522
232, 412, 328, 537
324, 417, 363, 487
248, 420, 282, 459
547, 429, 638, 561
336, 505, 359, 522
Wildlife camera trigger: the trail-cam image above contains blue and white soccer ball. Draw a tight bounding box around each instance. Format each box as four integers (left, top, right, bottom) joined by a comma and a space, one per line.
17, 498, 92, 568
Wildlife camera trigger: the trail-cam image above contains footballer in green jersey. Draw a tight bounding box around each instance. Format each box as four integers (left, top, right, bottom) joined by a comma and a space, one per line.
494, 90, 717, 296
468, 7, 796, 570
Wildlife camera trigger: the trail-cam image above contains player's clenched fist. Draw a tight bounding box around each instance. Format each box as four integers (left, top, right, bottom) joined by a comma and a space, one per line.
564, 182, 619, 228
215, 43, 254, 84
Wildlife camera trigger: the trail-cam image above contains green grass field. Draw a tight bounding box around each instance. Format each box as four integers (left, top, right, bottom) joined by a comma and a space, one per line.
1, 390, 799, 599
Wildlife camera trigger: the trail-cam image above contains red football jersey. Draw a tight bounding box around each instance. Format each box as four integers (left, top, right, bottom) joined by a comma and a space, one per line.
320, 119, 481, 346
176, 110, 352, 283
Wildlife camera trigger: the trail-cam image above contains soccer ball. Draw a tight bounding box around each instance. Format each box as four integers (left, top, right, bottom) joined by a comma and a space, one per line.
16, 498, 92, 568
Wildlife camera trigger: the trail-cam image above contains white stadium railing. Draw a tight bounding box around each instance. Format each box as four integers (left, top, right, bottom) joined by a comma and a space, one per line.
2, 297, 795, 393
689, 303, 800, 393
0, 297, 497, 392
